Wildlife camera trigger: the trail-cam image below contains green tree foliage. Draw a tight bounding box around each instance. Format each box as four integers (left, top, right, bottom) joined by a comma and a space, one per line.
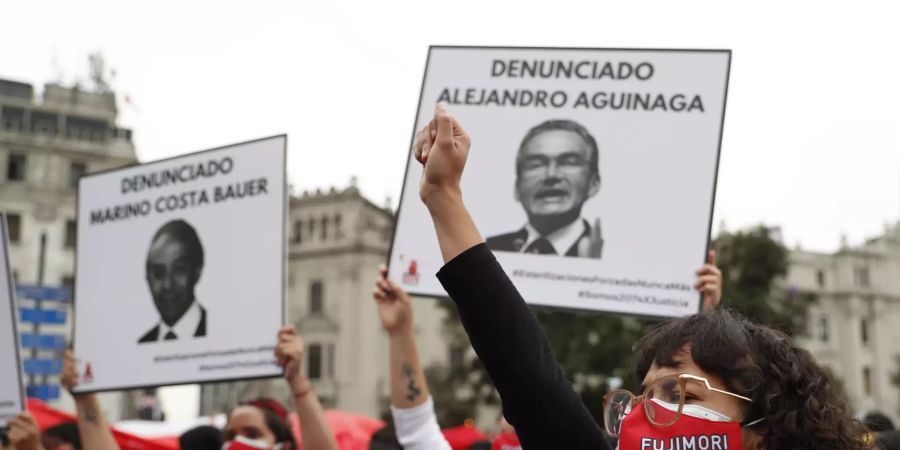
714, 226, 817, 335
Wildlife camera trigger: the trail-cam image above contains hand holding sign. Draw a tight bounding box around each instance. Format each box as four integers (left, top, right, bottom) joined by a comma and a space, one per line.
696, 251, 722, 312
373, 265, 413, 336
274, 325, 310, 399
415, 103, 471, 204
6, 412, 40, 450
61, 351, 79, 393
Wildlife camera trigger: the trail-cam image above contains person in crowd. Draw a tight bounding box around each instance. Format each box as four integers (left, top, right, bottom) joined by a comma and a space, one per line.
63, 324, 338, 450
42, 422, 81, 450
1, 411, 42, 450
373, 265, 453, 450
367, 425, 404, 450
179, 425, 223, 450
865, 411, 896, 433
61, 351, 122, 450
875, 430, 900, 450
411, 102, 868, 449
223, 404, 296, 449
372, 249, 721, 450
466, 442, 492, 450
222, 324, 337, 450
491, 417, 521, 450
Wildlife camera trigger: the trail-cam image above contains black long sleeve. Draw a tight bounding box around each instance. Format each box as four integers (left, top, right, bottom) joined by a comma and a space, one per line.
437, 244, 609, 450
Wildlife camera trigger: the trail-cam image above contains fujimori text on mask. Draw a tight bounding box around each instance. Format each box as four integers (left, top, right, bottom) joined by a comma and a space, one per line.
641, 434, 731, 450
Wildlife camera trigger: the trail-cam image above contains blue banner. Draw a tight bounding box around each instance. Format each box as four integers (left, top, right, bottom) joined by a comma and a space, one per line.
20, 333, 66, 350
26, 385, 61, 401
24, 359, 62, 375
15, 285, 70, 302
19, 308, 66, 324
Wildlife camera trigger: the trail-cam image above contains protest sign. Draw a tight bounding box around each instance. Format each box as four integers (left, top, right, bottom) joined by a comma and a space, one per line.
389, 47, 730, 318
73, 136, 287, 392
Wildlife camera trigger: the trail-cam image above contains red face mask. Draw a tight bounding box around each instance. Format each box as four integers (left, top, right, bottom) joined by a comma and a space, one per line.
616, 402, 743, 450
222, 436, 284, 450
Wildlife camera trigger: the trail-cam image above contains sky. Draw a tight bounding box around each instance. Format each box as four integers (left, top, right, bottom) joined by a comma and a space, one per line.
3, 0, 899, 422
3, 0, 900, 254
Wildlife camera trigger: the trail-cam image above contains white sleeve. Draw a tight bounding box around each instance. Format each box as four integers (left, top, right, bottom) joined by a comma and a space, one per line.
390, 397, 453, 450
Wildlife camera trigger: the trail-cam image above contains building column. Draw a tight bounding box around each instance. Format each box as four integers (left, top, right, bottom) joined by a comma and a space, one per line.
840, 296, 864, 406
870, 297, 897, 421
58, 114, 67, 138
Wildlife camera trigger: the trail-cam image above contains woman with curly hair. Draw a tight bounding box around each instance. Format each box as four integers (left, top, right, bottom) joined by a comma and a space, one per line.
633, 310, 868, 449
411, 103, 869, 450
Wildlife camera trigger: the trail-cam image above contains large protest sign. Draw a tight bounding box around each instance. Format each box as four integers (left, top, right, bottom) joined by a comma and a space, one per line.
73, 136, 286, 393
0, 214, 25, 427
389, 47, 730, 318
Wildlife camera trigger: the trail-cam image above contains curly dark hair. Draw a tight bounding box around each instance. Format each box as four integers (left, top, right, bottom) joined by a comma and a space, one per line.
634, 309, 869, 450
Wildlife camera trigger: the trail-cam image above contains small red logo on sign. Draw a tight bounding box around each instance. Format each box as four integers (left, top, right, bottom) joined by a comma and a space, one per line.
83, 363, 94, 383
402, 260, 420, 285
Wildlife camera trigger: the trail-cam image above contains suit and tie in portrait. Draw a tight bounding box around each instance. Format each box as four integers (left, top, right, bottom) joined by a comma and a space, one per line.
486, 119, 604, 258
138, 219, 209, 344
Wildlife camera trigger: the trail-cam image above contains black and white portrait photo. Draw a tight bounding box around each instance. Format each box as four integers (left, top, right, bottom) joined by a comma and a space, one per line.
138, 219, 208, 344
486, 119, 603, 258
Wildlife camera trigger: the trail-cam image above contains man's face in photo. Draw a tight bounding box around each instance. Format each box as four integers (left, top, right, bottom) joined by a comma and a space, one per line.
515, 129, 599, 220
146, 233, 200, 326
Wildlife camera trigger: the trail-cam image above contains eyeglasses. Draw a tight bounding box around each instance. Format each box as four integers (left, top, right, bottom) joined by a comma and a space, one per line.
602, 373, 752, 437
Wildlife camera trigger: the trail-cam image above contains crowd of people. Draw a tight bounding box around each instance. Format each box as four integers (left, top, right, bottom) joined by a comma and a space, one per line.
2, 103, 897, 450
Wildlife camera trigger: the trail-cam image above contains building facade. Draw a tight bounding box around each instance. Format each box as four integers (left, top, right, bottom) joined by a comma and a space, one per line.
0, 77, 138, 420
788, 223, 900, 423
199, 185, 451, 418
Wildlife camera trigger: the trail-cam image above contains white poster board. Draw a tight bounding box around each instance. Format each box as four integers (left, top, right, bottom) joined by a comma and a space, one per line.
0, 214, 25, 427
389, 47, 730, 318
73, 136, 287, 393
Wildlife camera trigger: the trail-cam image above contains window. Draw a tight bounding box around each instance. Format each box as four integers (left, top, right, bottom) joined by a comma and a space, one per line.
292, 220, 303, 243
308, 344, 322, 380
7, 154, 26, 181
1, 107, 25, 132
64, 220, 77, 249
862, 366, 872, 396
310, 281, 324, 314
854, 267, 870, 288
5, 213, 21, 244
308, 219, 315, 242
816, 270, 825, 288
861, 318, 870, 345
334, 215, 344, 240
69, 162, 86, 188
326, 343, 335, 378
320, 216, 329, 240
817, 316, 830, 343
31, 112, 59, 135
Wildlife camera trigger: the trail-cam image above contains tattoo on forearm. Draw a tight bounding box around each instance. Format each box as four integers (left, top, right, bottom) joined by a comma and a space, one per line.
402, 362, 422, 402
84, 405, 99, 425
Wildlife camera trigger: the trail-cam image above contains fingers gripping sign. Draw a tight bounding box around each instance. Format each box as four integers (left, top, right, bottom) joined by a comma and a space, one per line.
372, 264, 413, 336
275, 325, 312, 398
61, 350, 79, 392
7, 412, 40, 450
695, 250, 723, 312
